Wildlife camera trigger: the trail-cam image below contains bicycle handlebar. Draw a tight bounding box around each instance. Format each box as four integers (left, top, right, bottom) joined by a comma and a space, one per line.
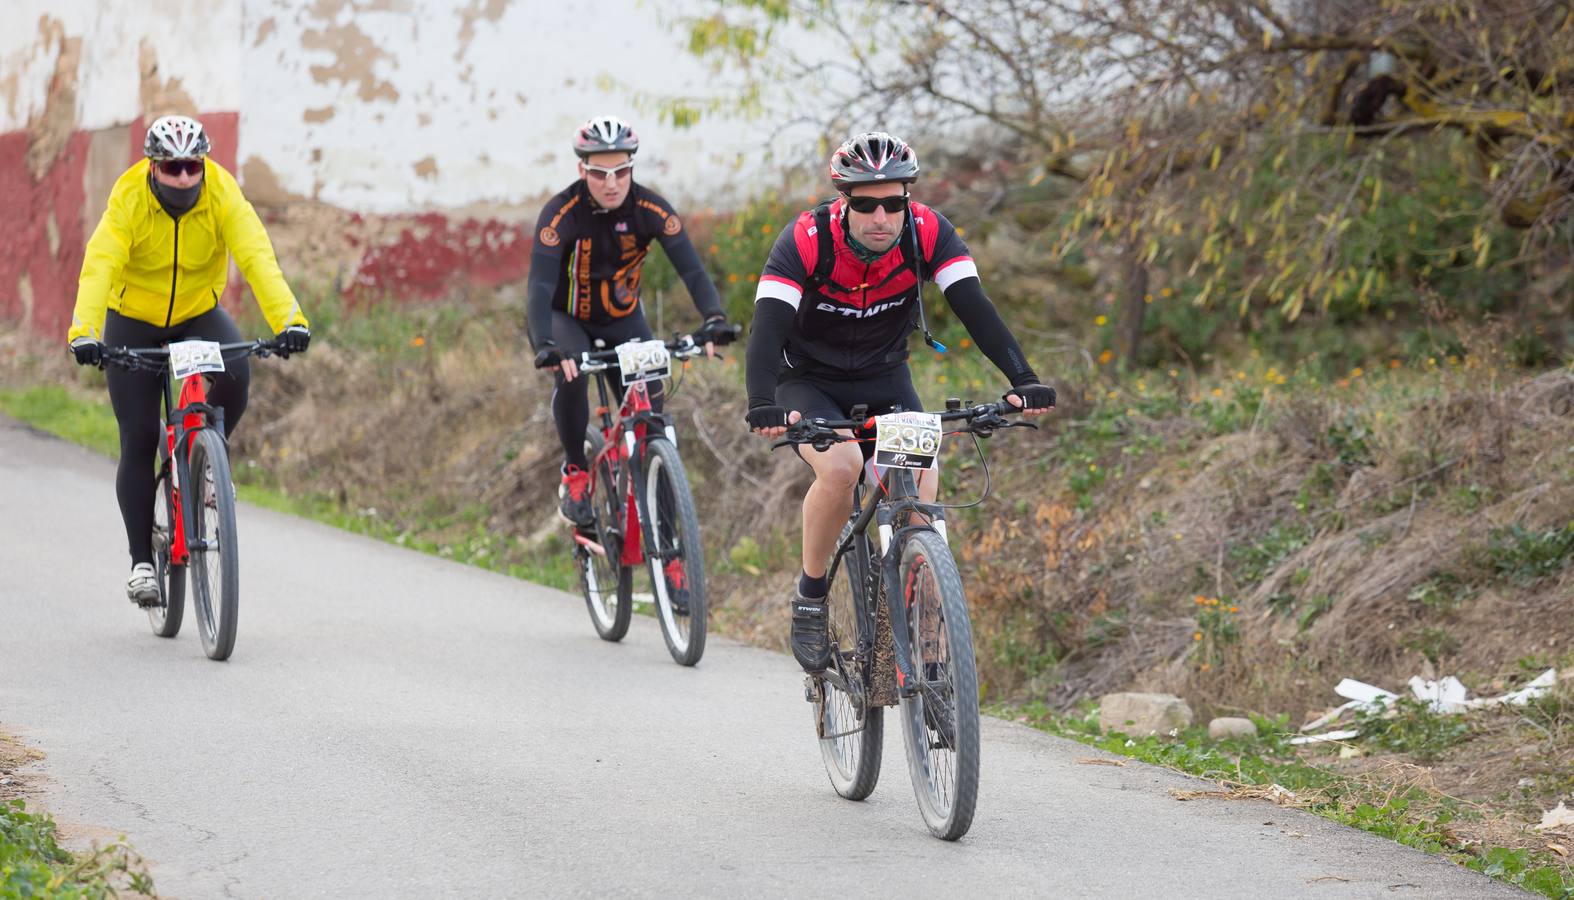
573, 328, 737, 374
101, 339, 287, 373
772, 399, 1037, 452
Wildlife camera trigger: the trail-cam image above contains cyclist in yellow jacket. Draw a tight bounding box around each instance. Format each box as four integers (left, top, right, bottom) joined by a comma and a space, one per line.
66, 115, 311, 604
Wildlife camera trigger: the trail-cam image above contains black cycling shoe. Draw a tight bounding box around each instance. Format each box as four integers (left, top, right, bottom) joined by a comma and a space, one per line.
790, 594, 831, 673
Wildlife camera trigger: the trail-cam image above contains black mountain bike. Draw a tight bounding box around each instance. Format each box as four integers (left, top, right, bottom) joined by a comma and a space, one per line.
778, 398, 1040, 840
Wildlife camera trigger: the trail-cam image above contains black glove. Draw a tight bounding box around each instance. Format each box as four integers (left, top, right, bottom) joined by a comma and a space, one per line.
533, 343, 564, 369
746, 405, 789, 431
696, 316, 738, 347
1007, 382, 1056, 411
277, 325, 311, 357
69, 338, 103, 367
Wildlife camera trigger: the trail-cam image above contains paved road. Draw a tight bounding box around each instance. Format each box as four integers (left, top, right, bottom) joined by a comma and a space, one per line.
0, 417, 1524, 898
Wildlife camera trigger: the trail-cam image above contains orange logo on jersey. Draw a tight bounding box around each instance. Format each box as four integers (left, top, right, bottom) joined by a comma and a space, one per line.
663, 214, 682, 236
539, 226, 561, 247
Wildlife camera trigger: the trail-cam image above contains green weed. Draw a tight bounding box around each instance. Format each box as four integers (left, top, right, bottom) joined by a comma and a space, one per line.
0, 798, 154, 897
1483, 523, 1574, 586
1355, 697, 1472, 762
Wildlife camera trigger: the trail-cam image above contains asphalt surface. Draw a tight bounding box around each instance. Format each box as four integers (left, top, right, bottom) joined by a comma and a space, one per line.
0, 416, 1526, 898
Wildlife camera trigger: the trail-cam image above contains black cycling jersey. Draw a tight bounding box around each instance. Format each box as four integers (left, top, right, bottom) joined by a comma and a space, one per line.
745, 197, 1038, 410
526, 180, 722, 350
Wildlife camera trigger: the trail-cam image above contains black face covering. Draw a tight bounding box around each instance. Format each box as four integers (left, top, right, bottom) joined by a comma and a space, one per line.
150, 176, 203, 218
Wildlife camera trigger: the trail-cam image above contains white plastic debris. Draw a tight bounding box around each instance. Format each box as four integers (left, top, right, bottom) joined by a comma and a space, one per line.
1536, 802, 1574, 833
1407, 675, 1470, 713
1291, 669, 1558, 745
1288, 729, 1361, 746
1335, 679, 1399, 705
1489, 668, 1558, 708
1301, 679, 1401, 731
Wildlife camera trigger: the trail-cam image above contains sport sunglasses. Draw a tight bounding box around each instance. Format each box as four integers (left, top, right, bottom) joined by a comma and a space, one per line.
583, 161, 634, 182
845, 193, 909, 214
154, 159, 204, 177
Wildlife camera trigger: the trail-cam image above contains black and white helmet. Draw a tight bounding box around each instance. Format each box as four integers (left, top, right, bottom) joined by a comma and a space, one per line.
573, 115, 639, 158
828, 131, 919, 191
143, 115, 210, 160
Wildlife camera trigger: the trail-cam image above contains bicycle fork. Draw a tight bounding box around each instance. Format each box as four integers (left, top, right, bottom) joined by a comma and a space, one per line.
876, 507, 921, 697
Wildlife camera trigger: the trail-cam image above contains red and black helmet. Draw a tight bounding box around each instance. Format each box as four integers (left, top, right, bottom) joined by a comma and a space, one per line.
573, 115, 639, 159
828, 131, 919, 191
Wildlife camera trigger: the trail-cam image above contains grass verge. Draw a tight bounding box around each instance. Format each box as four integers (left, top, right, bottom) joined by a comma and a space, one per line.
1001, 702, 1574, 899
0, 798, 154, 898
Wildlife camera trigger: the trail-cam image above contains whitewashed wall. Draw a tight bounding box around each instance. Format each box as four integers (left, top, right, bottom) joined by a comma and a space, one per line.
5, 0, 815, 212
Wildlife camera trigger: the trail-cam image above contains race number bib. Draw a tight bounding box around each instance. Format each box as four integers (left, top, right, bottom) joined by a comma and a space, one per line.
615, 339, 671, 385
168, 340, 226, 380
873, 412, 942, 470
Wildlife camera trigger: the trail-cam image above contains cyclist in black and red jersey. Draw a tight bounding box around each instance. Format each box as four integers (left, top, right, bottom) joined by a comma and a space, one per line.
744, 131, 1055, 673
529, 115, 735, 526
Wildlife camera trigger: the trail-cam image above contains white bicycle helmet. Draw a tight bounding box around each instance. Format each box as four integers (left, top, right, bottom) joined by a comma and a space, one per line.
573, 115, 639, 158
143, 115, 211, 160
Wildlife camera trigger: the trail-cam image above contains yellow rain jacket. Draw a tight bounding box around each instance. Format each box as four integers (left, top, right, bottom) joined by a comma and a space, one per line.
68, 158, 307, 342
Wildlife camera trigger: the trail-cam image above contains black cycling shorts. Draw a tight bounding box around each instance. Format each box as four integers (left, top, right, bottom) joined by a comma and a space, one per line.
776, 365, 923, 461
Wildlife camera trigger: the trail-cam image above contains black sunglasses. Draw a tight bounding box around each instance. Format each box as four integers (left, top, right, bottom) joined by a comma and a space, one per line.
845, 194, 909, 214
154, 159, 204, 177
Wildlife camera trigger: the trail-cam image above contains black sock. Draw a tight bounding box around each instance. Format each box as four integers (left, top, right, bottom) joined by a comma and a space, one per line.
798, 570, 829, 600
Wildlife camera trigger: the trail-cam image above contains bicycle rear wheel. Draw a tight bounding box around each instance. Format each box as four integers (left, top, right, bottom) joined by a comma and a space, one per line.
147, 448, 185, 638
896, 530, 980, 841
642, 438, 706, 666
815, 520, 883, 800
580, 429, 632, 642
188, 429, 240, 661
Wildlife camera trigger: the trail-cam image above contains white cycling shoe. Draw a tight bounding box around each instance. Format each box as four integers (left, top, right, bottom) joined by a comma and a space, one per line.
126, 563, 159, 606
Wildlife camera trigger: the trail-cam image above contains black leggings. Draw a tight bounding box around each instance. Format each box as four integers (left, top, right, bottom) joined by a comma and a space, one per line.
104, 307, 249, 565
548, 310, 661, 470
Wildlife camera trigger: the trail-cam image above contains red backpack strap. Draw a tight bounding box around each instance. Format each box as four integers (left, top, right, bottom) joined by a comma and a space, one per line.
800, 200, 837, 291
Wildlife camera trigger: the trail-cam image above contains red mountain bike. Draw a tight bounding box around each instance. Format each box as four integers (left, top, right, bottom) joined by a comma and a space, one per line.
570, 330, 734, 666
103, 338, 287, 661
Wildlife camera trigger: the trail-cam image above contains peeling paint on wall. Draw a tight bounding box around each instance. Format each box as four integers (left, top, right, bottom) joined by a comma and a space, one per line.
137, 40, 199, 119
0, 129, 90, 334
455, 0, 507, 59
344, 213, 529, 301
2, 0, 832, 337
24, 17, 80, 181
300, 17, 400, 103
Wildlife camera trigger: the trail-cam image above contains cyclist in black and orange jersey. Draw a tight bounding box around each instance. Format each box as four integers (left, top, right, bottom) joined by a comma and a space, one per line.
528, 115, 735, 526
744, 131, 1055, 673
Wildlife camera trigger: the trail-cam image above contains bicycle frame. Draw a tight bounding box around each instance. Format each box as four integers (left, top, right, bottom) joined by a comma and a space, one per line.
823, 465, 942, 702
584, 373, 676, 568
160, 370, 224, 568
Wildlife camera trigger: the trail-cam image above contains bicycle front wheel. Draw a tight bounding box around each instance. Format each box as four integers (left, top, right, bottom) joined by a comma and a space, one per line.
816, 521, 883, 800
188, 429, 240, 661
641, 438, 706, 666
896, 530, 980, 841
581, 429, 633, 642
147, 448, 185, 638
